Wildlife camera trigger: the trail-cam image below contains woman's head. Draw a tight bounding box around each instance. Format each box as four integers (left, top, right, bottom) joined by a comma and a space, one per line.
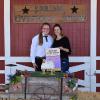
41, 23, 50, 35
53, 24, 63, 37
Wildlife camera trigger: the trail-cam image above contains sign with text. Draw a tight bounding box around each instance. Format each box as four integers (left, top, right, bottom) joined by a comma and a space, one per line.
46, 48, 61, 70
14, 4, 87, 23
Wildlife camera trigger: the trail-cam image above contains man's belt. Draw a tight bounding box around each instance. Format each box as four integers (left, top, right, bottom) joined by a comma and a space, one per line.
35, 56, 46, 59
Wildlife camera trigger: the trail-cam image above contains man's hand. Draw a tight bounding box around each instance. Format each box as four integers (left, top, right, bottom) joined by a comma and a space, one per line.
32, 63, 38, 69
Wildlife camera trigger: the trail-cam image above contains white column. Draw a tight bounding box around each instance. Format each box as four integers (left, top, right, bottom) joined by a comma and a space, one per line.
4, 0, 10, 60
4, 0, 11, 83
90, 0, 97, 92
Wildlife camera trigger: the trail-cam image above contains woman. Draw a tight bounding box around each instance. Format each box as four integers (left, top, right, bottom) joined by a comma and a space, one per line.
30, 23, 53, 71
52, 24, 71, 73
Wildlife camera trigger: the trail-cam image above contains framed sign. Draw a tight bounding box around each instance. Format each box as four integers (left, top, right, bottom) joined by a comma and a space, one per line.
14, 4, 87, 23
46, 48, 61, 70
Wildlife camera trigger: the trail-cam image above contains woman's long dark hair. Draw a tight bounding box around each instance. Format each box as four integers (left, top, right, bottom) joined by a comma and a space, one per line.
53, 24, 63, 39
38, 23, 50, 45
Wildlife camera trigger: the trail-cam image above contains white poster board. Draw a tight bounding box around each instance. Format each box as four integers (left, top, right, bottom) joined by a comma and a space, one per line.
46, 48, 61, 70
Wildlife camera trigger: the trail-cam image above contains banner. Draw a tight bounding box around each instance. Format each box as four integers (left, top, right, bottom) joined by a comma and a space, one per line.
14, 4, 87, 23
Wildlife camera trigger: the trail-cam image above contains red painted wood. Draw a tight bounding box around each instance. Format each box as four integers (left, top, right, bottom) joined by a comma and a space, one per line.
96, 60, 100, 70
74, 70, 84, 80
96, 87, 100, 92
10, 0, 90, 56
0, 74, 5, 84
96, 74, 100, 83
0, 0, 4, 56
97, 0, 100, 56
16, 62, 84, 69
69, 62, 84, 67
16, 62, 33, 67
96, 61, 100, 91
0, 61, 5, 70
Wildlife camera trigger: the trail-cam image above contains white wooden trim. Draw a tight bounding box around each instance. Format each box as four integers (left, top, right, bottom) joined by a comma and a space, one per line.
69, 57, 90, 62
5, 56, 90, 62
0, 70, 5, 74
0, 57, 5, 60
90, 0, 97, 92
0, 84, 5, 85
95, 70, 100, 73
4, 0, 10, 84
96, 57, 100, 60
78, 79, 90, 88
78, 88, 90, 92
96, 83, 100, 87
8, 57, 31, 62
4, 0, 10, 60
69, 63, 88, 72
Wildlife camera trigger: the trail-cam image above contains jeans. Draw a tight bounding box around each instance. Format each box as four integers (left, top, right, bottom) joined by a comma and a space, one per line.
61, 58, 69, 73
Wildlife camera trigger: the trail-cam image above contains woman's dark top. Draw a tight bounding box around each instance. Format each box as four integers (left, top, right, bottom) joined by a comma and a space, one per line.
52, 36, 71, 59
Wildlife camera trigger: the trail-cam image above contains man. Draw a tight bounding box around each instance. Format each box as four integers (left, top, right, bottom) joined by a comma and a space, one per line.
30, 23, 53, 71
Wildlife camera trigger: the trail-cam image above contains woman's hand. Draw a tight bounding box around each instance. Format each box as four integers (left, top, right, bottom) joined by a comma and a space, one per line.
58, 46, 64, 50
58, 46, 69, 52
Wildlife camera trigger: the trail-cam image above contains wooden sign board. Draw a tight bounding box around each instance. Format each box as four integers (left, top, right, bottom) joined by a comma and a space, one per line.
14, 4, 87, 23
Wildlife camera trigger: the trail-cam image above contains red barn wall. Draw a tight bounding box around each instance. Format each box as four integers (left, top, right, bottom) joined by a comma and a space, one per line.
96, 0, 100, 92
10, 0, 90, 57
0, 0, 4, 84
97, 0, 100, 56
0, 0, 4, 56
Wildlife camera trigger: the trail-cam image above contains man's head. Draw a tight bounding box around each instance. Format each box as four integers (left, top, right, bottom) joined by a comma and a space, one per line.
41, 23, 50, 35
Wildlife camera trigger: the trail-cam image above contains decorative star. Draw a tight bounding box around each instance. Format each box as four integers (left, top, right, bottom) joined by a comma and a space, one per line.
71, 5, 78, 14
22, 6, 29, 14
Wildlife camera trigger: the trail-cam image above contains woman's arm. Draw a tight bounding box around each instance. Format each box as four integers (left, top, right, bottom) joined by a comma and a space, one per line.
60, 37, 72, 54
30, 35, 38, 68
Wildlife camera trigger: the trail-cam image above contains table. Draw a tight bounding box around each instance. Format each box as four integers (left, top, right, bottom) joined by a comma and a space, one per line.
24, 71, 65, 100
4, 71, 77, 100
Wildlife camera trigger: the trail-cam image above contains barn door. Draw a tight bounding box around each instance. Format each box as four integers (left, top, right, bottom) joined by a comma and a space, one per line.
3, 0, 98, 92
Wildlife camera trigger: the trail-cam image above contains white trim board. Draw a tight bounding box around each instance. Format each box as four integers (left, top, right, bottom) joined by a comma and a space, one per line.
4, 0, 10, 59
90, 0, 97, 92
